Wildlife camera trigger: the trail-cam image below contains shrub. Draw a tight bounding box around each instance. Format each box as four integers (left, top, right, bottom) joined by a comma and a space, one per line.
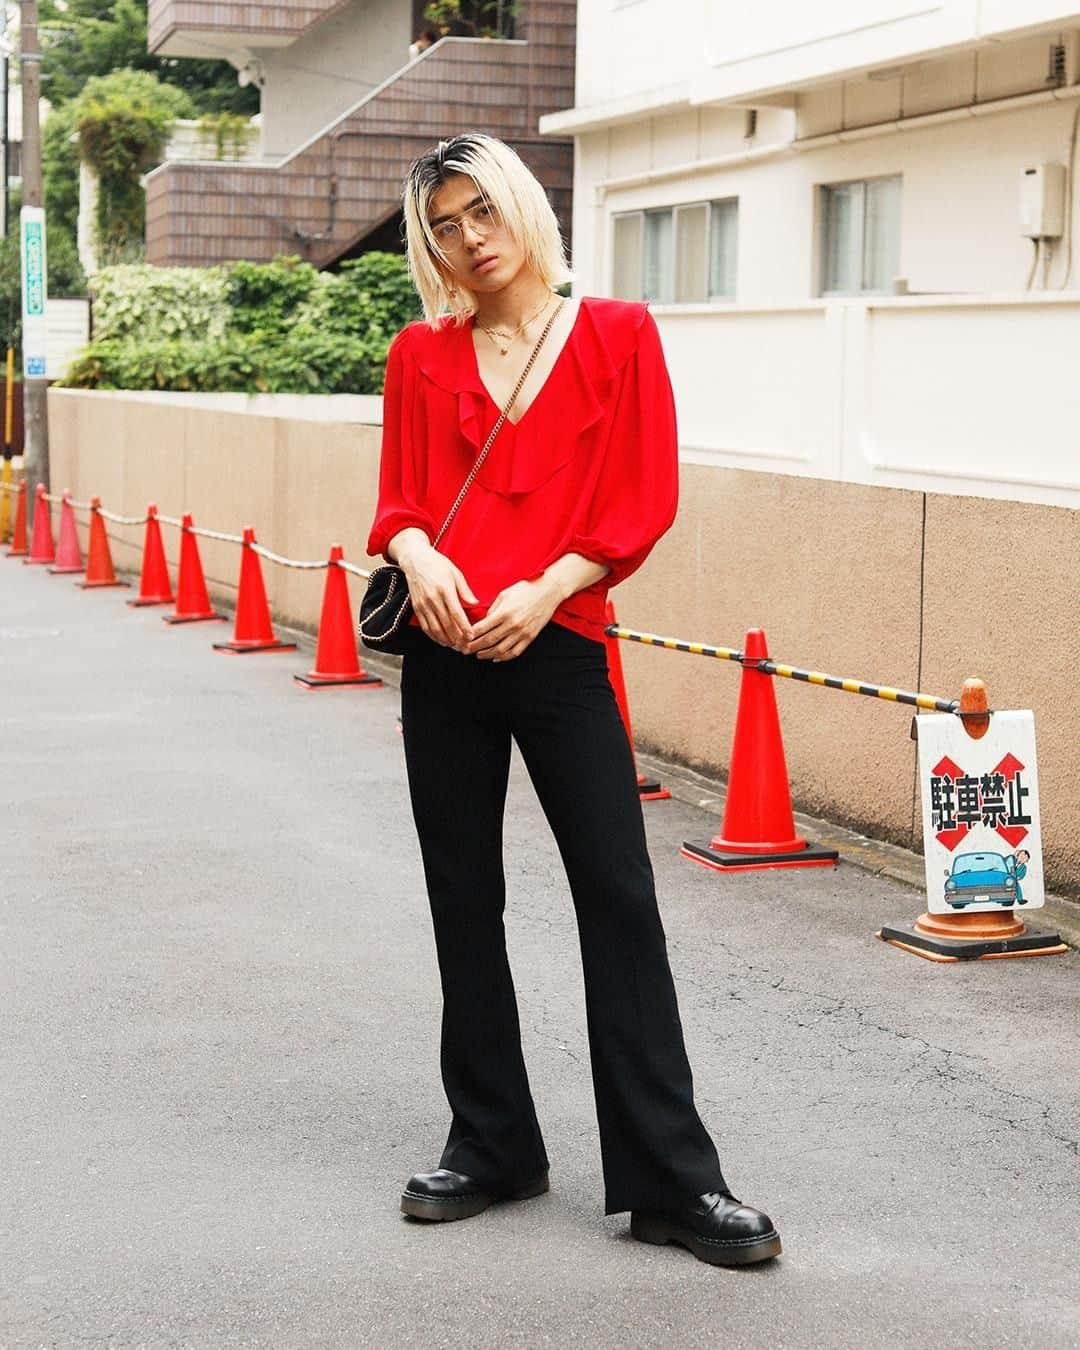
63, 251, 420, 392
90, 264, 230, 341
61, 329, 391, 395
260, 329, 390, 394
299, 253, 422, 340
224, 256, 320, 337
63, 334, 263, 391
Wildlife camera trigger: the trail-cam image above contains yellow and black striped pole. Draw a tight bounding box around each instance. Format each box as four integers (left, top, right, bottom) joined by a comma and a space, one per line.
604, 624, 957, 714
605, 625, 742, 664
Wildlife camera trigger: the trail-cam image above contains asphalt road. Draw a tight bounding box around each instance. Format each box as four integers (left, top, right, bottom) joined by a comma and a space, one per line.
2, 559, 1079, 1350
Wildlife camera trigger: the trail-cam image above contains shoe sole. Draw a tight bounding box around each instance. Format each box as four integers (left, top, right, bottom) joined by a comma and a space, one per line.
400, 1173, 550, 1222
630, 1212, 782, 1266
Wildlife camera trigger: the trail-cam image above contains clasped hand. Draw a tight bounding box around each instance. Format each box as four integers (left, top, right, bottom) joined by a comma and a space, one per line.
401, 544, 559, 660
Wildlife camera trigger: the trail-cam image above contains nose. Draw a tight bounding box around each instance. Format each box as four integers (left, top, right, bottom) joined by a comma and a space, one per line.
460, 216, 486, 247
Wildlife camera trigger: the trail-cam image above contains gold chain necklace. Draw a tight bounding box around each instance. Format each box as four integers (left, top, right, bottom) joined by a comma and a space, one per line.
476, 292, 556, 356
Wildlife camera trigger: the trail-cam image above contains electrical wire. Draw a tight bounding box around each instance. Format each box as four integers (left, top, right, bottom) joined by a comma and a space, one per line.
1025, 236, 1040, 290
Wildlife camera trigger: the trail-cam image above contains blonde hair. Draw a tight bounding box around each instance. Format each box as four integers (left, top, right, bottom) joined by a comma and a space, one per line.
402, 133, 572, 327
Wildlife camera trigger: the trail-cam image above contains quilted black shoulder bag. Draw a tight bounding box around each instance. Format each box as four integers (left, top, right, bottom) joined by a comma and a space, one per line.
358, 299, 564, 654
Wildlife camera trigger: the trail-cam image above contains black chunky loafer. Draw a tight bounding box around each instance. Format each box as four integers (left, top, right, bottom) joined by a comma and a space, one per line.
400, 1167, 550, 1222
631, 1190, 781, 1266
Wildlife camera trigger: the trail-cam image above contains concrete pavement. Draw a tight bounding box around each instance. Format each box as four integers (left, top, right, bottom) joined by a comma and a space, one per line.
2, 558, 1079, 1350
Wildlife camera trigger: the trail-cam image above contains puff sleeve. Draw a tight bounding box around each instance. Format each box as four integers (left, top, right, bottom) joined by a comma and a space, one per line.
565, 310, 679, 587
366, 327, 438, 561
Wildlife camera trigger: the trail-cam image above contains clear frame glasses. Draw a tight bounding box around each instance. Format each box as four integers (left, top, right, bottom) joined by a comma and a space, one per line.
430, 200, 501, 253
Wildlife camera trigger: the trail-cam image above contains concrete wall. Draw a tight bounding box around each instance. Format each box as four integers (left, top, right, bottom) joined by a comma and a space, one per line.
47, 389, 384, 646
258, 0, 412, 157
47, 387, 1080, 896
650, 294, 1080, 511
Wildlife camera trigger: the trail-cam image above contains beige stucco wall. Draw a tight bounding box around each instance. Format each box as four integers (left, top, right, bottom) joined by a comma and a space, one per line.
47, 389, 384, 637
47, 388, 1079, 894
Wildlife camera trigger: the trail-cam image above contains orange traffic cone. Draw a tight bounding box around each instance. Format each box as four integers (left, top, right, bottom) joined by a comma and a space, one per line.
681, 628, 838, 871
48, 492, 84, 575
212, 527, 296, 654
604, 601, 669, 800
163, 514, 224, 624
294, 546, 382, 688
24, 484, 55, 565
126, 505, 174, 607
877, 679, 1067, 961
5, 480, 28, 557
79, 498, 129, 588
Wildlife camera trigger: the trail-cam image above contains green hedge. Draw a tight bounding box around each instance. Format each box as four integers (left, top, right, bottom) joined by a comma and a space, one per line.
66, 252, 422, 393
63, 331, 385, 394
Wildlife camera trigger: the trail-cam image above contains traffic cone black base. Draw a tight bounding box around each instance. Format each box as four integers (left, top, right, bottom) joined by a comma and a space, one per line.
213, 638, 297, 655
293, 671, 382, 689
164, 611, 226, 625
680, 840, 838, 871
638, 776, 671, 801
876, 921, 1067, 962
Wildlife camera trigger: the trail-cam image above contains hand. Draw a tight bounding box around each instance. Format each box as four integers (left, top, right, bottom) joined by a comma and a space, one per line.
465, 577, 561, 661
397, 540, 477, 649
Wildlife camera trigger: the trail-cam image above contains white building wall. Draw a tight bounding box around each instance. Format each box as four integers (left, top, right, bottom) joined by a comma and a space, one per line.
573, 1, 1080, 111
258, 0, 412, 157
582, 92, 1080, 303
559, 14, 1080, 510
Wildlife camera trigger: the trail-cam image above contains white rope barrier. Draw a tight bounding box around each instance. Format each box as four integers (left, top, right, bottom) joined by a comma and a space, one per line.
9, 480, 374, 579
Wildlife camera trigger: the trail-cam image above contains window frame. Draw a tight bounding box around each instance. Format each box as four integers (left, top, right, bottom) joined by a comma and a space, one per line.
610, 196, 739, 305
818, 174, 902, 299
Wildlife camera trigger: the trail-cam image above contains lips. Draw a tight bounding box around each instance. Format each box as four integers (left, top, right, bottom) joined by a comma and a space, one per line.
472, 255, 498, 273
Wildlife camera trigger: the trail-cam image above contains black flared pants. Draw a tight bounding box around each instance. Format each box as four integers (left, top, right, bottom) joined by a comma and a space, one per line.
399, 620, 728, 1215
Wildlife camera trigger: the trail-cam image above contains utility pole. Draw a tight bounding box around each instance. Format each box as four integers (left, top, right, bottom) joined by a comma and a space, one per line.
19, 0, 48, 491
0, 8, 8, 240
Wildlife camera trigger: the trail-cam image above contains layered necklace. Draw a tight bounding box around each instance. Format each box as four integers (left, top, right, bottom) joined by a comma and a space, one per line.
476, 291, 557, 356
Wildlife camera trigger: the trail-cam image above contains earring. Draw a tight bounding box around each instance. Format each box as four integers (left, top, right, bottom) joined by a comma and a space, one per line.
449, 284, 458, 298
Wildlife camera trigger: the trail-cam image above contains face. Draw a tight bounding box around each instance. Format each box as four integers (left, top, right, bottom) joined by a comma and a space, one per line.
426, 173, 526, 295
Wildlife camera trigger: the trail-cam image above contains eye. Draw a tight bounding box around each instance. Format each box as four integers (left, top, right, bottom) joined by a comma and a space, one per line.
475, 203, 493, 220
433, 222, 457, 243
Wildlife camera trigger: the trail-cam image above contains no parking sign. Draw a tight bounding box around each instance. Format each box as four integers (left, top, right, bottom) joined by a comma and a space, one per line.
918, 710, 1043, 916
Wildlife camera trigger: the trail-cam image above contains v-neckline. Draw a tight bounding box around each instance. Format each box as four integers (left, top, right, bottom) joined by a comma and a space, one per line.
469, 298, 584, 430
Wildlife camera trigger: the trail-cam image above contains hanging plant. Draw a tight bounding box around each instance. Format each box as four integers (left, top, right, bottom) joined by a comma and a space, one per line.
74, 70, 195, 265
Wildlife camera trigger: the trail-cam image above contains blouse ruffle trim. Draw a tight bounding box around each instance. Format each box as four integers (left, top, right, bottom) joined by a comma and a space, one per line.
400, 298, 649, 498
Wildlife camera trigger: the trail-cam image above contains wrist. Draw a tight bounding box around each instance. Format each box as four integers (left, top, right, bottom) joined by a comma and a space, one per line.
391, 531, 434, 572
536, 568, 572, 606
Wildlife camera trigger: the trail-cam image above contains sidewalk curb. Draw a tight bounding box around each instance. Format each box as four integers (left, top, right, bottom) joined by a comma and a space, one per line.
633, 749, 1080, 953
220, 605, 1080, 953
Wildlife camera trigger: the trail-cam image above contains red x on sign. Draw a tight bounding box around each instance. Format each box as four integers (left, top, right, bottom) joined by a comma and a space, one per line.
930, 753, 1031, 853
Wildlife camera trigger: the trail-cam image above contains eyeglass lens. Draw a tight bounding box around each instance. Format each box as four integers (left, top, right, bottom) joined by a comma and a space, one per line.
434, 203, 498, 250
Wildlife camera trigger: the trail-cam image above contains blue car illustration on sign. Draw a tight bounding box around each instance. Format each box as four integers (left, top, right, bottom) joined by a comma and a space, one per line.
943, 851, 1022, 908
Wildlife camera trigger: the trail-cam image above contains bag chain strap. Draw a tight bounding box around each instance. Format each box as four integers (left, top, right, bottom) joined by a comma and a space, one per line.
431, 298, 565, 548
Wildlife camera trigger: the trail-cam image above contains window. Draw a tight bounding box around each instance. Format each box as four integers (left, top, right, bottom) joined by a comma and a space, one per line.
643, 211, 674, 303
612, 198, 738, 304
820, 176, 901, 296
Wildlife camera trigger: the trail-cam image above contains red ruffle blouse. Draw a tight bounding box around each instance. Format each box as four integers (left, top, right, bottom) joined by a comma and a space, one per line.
366, 295, 678, 644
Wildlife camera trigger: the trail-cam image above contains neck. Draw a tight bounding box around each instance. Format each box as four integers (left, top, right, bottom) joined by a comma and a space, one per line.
472, 269, 553, 331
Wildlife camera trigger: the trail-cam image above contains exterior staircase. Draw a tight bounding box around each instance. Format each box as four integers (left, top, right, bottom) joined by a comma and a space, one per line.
144, 5, 575, 268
